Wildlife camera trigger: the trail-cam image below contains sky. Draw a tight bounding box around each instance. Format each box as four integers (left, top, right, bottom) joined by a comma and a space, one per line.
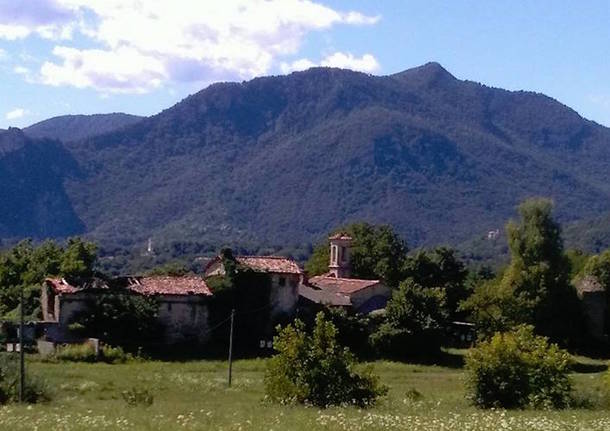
1, 0, 609, 129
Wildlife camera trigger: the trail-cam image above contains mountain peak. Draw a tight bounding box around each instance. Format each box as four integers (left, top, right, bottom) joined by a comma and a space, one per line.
392, 61, 457, 86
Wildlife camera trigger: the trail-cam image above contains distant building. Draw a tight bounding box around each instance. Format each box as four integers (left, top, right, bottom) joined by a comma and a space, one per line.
487, 229, 500, 240
575, 276, 608, 342
204, 255, 303, 318
41, 276, 212, 345
299, 234, 391, 313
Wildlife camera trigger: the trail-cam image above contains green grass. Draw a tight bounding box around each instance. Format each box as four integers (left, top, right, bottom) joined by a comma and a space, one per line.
1, 355, 608, 430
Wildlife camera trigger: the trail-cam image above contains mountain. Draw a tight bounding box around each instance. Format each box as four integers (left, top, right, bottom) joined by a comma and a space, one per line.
0, 128, 84, 239
3, 63, 610, 254
24, 113, 143, 142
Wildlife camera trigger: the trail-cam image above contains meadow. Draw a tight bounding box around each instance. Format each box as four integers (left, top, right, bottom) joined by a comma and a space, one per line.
1, 353, 609, 431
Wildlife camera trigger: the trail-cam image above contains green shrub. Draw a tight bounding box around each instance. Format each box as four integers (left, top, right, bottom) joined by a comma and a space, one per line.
121, 387, 154, 407
55, 343, 97, 362
55, 343, 131, 364
264, 312, 387, 408
465, 325, 572, 409
0, 354, 49, 404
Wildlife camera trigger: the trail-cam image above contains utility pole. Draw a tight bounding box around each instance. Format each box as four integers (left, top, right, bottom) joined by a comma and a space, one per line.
228, 309, 235, 387
19, 283, 25, 403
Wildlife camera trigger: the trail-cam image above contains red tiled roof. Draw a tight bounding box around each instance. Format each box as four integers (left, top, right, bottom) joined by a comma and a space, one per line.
128, 276, 212, 296
236, 256, 302, 275
308, 275, 380, 295
45, 278, 79, 294
45, 276, 212, 297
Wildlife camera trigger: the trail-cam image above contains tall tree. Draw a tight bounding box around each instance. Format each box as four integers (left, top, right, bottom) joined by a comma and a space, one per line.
464, 198, 583, 345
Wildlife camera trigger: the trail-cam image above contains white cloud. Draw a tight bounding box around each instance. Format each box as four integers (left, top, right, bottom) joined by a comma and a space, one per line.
40, 46, 166, 93
281, 52, 380, 74
280, 58, 317, 74
0, 0, 381, 93
13, 65, 30, 75
5, 108, 28, 120
0, 1, 76, 40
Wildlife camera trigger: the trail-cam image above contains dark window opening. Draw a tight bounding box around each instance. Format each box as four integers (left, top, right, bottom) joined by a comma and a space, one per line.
279, 277, 286, 287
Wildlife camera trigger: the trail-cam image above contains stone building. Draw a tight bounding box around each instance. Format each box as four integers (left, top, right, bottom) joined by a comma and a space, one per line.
204, 255, 303, 318
299, 234, 391, 313
575, 275, 608, 342
41, 275, 213, 345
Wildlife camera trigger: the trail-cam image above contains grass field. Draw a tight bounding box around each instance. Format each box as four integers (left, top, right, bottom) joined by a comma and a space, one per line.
1, 353, 609, 430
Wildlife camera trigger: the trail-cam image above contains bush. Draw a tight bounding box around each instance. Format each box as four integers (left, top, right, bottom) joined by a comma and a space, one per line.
265, 312, 387, 407
121, 387, 154, 407
56, 343, 97, 362
465, 325, 572, 409
0, 354, 48, 404
55, 343, 131, 363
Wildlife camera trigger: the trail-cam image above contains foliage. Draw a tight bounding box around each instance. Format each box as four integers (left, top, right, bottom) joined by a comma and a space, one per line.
0, 238, 97, 319
583, 249, 610, 289
265, 313, 387, 407
403, 247, 469, 320
306, 222, 408, 288
145, 261, 189, 276
206, 250, 273, 355
566, 249, 590, 279
463, 199, 584, 346
0, 354, 48, 404
465, 325, 573, 409
370, 279, 447, 358
322, 307, 372, 359
70, 293, 160, 348
54, 343, 131, 364
121, 387, 154, 407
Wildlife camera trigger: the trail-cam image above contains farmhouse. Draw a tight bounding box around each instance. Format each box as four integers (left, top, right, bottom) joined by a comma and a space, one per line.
575, 275, 609, 342
204, 254, 303, 318
41, 275, 212, 345
299, 234, 391, 313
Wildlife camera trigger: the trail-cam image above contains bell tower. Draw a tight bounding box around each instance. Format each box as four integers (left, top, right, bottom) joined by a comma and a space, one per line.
328, 233, 352, 278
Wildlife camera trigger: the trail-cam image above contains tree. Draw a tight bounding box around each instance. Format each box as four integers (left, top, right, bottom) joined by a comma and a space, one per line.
402, 247, 469, 320
0, 238, 97, 320
60, 238, 97, 281
265, 312, 387, 407
305, 222, 408, 288
370, 278, 447, 358
583, 249, 610, 289
463, 198, 583, 346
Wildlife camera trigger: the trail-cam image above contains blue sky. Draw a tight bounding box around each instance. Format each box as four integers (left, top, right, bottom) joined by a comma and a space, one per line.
1, 1, 609, 129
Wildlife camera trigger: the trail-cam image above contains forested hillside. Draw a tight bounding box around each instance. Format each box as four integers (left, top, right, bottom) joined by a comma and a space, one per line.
24, 113, 143, 143
3, 63, 610, 256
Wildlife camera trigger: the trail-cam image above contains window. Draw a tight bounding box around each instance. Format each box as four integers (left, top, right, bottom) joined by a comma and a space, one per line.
341, 246, 347, 262
279, 276, 286, 287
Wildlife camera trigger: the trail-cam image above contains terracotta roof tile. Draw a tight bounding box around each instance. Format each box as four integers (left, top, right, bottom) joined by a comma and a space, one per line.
236, 256, 302, 275
308, 275, 380, 294
45, 276, 212, 297
45, 278, 80, 294
128, 276, 212, 296
575, 276, 606, 294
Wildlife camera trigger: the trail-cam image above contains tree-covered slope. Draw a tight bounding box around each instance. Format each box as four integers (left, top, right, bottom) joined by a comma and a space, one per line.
3, 63, 610, 251
0, 128, 84, 239
24, 113, 143, 143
